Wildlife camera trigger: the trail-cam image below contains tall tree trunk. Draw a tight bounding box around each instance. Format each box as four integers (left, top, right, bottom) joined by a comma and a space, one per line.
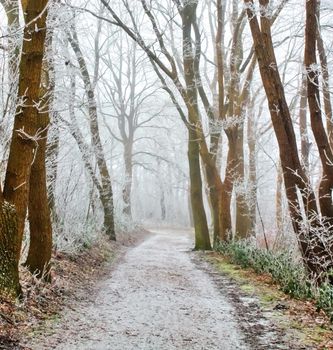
47, 112, 60, 222
316, 1, 333, 149
0, 0, 21, 298
276, 163, 284, 234
209, 179, 220, 245
214, 0, 231, 243
305, 0, 333, 219
187, 182, 194, 227
160, 189, 166, 221
67, 73, 115, 240
245, 0, 333, 278
68, 26, 116, 240
3, 0, 49, 260
299, 72, 310, 171
45, 16, 60, 223
181, 1, 211, 249
26, 125, 52, 279
188, 129, 211, 250
247, 100, 257, 231
234, 126, 252, 239
226, 9, 252, 240
122, 142, 133, 218
25, 29, 54, 280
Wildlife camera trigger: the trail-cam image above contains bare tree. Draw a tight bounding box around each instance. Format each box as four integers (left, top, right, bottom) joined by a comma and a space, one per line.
99, 31, 159, 220
67, 20, 116, 240
244, 0, 333, 278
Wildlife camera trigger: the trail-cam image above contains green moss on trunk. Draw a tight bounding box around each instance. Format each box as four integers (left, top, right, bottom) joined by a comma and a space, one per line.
0, 202, 21, 297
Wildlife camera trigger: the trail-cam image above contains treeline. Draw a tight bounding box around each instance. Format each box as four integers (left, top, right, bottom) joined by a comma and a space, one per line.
0, 0, 119, 297
100, 0, 333, 281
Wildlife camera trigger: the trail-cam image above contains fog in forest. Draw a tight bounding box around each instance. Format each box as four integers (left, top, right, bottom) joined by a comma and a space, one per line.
1, 1, 333, 348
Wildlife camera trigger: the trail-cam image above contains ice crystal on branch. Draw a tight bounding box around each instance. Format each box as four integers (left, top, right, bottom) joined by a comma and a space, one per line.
243, 1, 273, 19
221, 115, 245, 131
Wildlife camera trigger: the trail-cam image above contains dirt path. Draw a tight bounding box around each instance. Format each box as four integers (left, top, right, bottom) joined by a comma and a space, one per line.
28, 229, 289, 350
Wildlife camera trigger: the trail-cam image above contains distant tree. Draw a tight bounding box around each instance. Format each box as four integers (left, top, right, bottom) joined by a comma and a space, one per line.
98, 0, 212, 249
100, 32, 159, 220
67, 20, 116, 240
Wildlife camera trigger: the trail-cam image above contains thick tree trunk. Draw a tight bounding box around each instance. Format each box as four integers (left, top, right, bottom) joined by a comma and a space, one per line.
245, 0, 333, 278
234, 128, 252, 239
182, 1, 211, 250
188, 129, 211, 250
25, 32, 53, 279
231, 12, 254, 240
3, 0, 48, 258
305, 0, 333, 219
0, 199, 21, 297
26, 128, 52, 279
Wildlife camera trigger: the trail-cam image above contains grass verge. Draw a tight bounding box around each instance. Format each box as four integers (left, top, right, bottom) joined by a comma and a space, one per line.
208, 241, 333, 349
216, 241, 333, 319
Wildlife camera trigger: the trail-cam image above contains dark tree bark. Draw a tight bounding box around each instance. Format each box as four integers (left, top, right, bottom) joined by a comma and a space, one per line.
0, 197, 21, 297
3, 0, 49, 264
305, 0, 333, 219
244, 0, 333, 278
188, 129, 211, 250
316, 1, 333, 149
25, 29, 54, 280
182, 1, 211, 250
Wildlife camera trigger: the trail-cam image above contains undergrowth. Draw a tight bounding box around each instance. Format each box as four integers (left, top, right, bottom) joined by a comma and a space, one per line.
215, 241, 333, 321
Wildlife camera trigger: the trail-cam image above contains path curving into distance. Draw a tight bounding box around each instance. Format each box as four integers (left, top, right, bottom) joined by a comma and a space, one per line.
31, 229, 253, 349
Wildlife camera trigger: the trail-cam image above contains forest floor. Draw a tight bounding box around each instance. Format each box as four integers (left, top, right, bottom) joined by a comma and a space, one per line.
0, 229, 147, 350
18, 228, 333, 350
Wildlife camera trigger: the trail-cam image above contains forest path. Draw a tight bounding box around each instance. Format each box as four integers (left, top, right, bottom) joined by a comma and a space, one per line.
30, 229, 258, 349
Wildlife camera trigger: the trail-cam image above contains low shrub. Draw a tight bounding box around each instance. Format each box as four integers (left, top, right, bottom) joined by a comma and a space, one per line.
316, 282, 333, 321
215, 241, 333, 320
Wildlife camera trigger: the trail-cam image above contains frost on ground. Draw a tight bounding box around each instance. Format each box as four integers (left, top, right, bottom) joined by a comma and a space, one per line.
27, 229, 298, 350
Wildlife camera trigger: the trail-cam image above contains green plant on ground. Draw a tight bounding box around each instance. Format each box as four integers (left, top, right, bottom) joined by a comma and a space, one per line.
215, 241, 333, 321
316, 282, 333, 321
